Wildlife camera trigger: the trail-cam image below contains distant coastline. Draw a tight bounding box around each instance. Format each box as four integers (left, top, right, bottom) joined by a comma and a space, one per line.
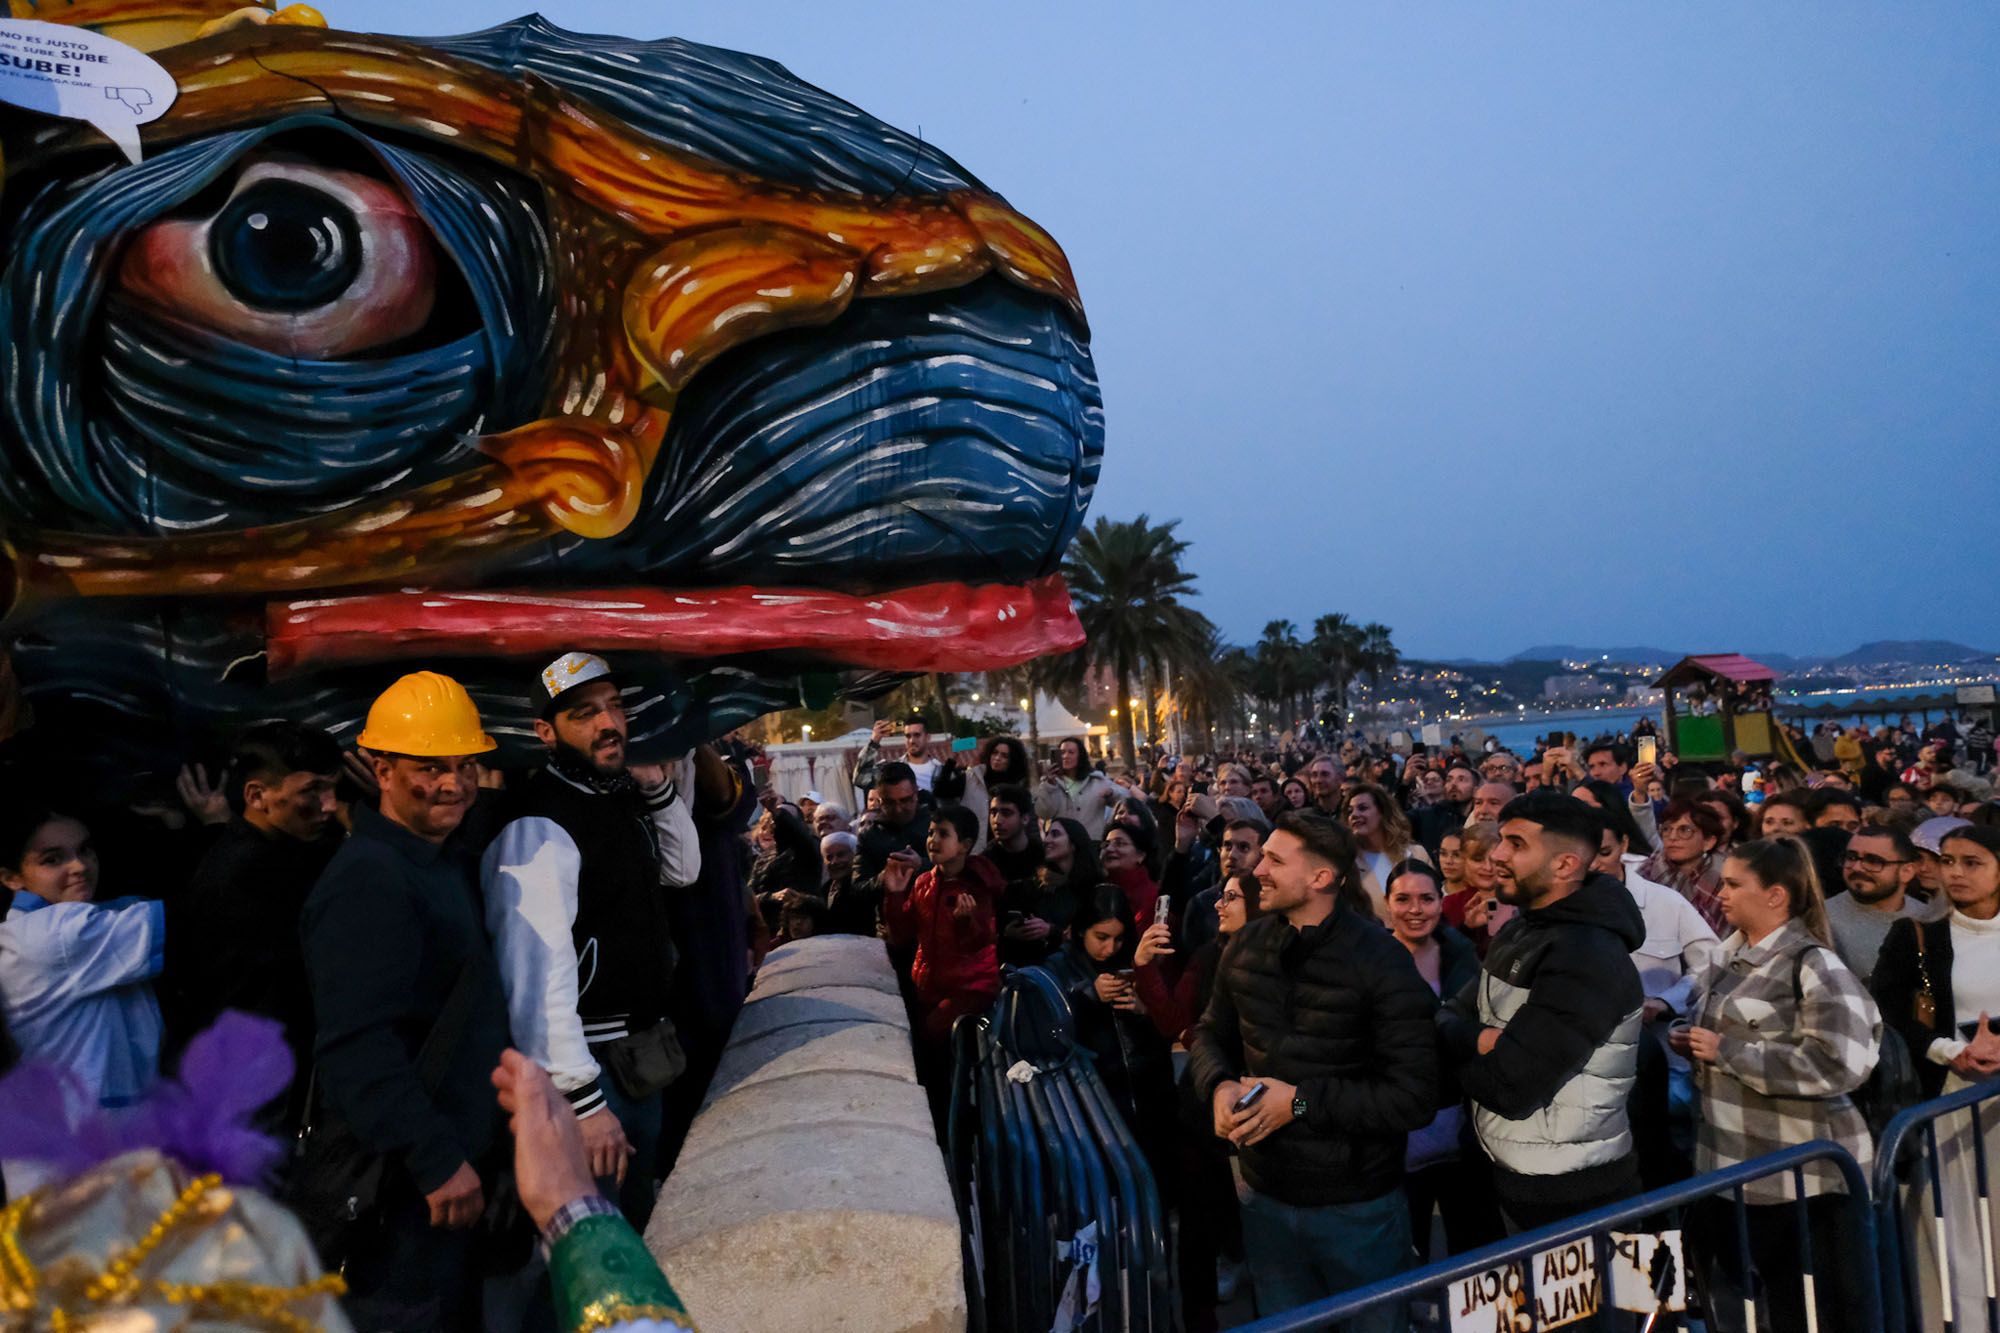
1415, 680, 1991, 753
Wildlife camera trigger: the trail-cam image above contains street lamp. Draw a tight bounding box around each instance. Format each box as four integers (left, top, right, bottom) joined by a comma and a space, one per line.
801, 724, 812, 741
1130, 696, 1142, 709
1019, 698, 1030, 711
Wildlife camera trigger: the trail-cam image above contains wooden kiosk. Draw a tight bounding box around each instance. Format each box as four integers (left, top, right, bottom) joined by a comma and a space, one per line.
1652, 654, 1782, 762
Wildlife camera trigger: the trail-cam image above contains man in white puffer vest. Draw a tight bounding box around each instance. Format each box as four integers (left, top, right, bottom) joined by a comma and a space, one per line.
1438, 790, 1647, 1230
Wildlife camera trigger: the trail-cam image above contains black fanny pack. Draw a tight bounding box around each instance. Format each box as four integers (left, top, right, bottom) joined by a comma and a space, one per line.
281, 963, 480, 1271
593, 1019, 687, 1099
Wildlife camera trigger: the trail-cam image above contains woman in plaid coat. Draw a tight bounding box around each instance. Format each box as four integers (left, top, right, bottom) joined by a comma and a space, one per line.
1672, 836, 1883, 1333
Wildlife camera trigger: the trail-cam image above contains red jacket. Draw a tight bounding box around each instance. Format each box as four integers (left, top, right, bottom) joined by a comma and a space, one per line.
883, 854, 1005, 1011
1107, 864, 1161, 934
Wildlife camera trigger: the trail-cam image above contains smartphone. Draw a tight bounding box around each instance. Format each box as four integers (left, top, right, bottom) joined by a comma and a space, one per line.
1156, 895, 1172, 925
1636, 736, 1658, 768
1232, 1082, 1268, 1113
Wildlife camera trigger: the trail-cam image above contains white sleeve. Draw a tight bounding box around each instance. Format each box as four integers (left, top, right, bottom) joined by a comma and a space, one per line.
480, 818, 607, 1117
640, 778, 701, 887
1662, 925, 1722, 1018
47, 899, 164, 1001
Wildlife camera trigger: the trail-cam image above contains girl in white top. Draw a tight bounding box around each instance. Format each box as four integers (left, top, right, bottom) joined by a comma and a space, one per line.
1870, 823, 2000, 1328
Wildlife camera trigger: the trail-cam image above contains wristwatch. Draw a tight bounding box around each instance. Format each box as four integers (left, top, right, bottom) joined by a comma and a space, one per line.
1292, 1093, 1308, 1123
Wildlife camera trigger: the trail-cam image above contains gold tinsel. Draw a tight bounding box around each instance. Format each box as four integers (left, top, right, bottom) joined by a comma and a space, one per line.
0, 1152, 351, 1332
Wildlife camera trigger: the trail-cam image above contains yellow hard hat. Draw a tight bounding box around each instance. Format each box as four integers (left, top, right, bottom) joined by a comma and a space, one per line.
357, 671, 498, 757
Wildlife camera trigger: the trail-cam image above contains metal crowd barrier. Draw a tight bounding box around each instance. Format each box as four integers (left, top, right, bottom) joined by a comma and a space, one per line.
1233, 1141, 1881, 1333
1874, 1075, 2000, 1333
946, 966, 1171, 1333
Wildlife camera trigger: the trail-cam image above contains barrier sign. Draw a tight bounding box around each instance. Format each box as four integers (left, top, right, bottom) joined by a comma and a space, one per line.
1449, 1231, 1685, 1332
1449, 1238, 1599, 1332
1607, 1229, 1686, 1313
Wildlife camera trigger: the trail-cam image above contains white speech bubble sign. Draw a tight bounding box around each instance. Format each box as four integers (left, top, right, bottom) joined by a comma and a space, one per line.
0, 19, 179, 164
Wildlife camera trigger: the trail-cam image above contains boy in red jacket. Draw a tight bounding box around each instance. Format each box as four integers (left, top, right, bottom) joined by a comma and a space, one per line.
882, 805, 1004, 1045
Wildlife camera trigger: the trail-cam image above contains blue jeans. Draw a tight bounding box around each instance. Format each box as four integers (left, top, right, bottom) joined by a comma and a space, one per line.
596, 1066, 665, 1229
1237, 1180, 1411, 1333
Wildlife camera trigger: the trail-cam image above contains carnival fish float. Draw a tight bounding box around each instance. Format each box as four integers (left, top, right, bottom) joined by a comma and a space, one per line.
0, 0, 1102, 781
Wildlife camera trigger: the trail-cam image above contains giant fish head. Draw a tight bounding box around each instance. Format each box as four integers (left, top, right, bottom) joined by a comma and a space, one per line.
0, 0, 1101, 781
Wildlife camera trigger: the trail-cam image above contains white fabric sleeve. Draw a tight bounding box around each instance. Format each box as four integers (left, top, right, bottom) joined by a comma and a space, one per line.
49, 898, 164, 999
480, 817, 606, 1117
1930, 1036, 1968, 1065
640, 778, 701, 887
1660, 899, 1721, 1016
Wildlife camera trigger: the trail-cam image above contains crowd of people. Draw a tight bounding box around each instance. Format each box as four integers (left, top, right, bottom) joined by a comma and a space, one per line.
4, 667, 2000, 1331
813, 710, 2000, 1331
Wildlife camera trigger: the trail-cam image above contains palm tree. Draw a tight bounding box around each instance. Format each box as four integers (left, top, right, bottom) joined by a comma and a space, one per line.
984, 655, 1075, 774
1311, 613, 1365, 725
1180, 625, 1249, 752
1359, 622, 1399, 702
1253, 620, 1310, 739
1063, 515, 1203, 769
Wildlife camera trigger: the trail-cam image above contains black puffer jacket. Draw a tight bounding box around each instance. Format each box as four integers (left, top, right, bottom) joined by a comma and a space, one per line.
1188, 905, 1439, 1206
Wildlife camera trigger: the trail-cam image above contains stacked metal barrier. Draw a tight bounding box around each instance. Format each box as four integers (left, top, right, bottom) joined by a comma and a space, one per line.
947, 966, 1172, 1333
1234, 1141, 1882, 1332
1875, 1076, 2000, 1333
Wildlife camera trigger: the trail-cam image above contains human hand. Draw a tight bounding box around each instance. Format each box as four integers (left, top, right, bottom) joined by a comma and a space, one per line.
341, 750, 381, 800
951, 890, 977, 920
627, 762, 667, 789
1462, 893, 1492, 930
881, 849, 921, 894
1134, 920, 1175, 966
871, 719, 896, 743
1211, 1081, 1246, 1139
1475, 1027, 1502, 1056
176, 763, 231, 827
1093, 973, 1132, 1005
578, 1105, 633, 1185
1228, 1076, 1297, 1147
1962, 1014, 2000, 1073
491, 1049, 596, 1233
1685, 1026, 1722, 1063
1642, 998, 1671, 1024
1628, 763, 1656, 798
1659, 750, 1680, 770
1175, 809, 1199, 854
1003, 914, 1047, 941
424, 1162, 485, 1230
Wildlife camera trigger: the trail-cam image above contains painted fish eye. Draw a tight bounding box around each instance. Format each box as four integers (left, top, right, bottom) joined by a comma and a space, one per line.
209, 179, 363, 312
116, 158, 438, 359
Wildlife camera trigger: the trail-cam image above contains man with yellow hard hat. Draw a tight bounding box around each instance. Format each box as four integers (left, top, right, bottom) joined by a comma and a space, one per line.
297, 671, 514, 1332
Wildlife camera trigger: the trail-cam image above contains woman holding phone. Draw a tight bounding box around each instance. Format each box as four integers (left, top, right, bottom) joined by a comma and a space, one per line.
1871, 823, 2000, 1328
1441, 822, 1512, 956
1044, 886, 1176, 1163
1133, 873, 1261, 1333
1386, 861, 1504, 1259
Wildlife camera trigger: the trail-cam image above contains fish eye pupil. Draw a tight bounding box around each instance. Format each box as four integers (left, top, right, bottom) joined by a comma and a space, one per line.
209, 180, 361, 313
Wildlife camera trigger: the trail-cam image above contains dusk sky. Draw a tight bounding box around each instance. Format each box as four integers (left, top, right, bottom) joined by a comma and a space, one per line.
338, 0, 2000, 661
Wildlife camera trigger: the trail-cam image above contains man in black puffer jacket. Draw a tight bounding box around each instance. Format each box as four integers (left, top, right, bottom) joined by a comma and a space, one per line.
1437, 791, 1647, 1230
1189, 811, 1438, 1329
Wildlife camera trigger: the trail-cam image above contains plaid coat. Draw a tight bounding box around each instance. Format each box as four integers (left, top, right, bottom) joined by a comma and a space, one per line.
1689, 918, 1883, 1202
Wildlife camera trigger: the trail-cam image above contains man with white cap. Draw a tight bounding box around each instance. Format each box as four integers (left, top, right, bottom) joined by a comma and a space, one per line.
479, 652, 701, 1228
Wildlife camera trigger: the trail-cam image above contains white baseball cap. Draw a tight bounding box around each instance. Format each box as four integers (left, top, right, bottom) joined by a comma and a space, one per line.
537, 651, 614, 714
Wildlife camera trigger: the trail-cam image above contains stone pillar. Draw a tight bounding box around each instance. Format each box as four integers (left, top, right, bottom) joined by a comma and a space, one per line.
644, 934, 966, 1333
